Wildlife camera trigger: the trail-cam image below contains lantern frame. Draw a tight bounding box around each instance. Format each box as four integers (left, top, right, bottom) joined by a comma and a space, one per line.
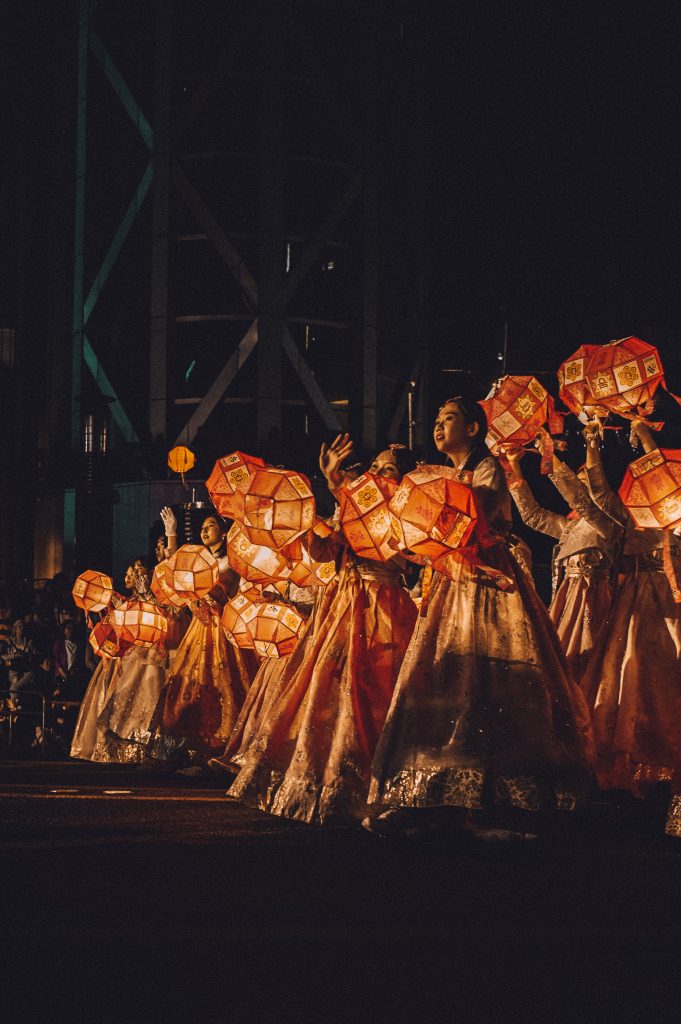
72, 570, 114, 614
619, 447, 681, 530
338, 472, 400, 562
389, 465, 478, 563
206, 450, 266, 520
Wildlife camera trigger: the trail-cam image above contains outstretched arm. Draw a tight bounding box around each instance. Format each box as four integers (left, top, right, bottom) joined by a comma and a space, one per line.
506, 447, 567, 540
160, 506, 178, 557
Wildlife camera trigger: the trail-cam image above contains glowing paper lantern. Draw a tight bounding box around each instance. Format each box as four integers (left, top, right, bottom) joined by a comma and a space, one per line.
241, 467, 316, 550
227, 524, 291, 586
582, 337, 665, 419
338, 473, 399, 562
480, 375, 563, 455
89, 617, 133, 660
280, 533, 337, 587
389, 465, 478, 563
156, 544, 220, 604
249, 601, 305, 658
205, 451, 266, 520
151, 561, 187, 610
72, 570, 114, 614
619, 448, 681, 530
117, 600, 168, 649
221, 592, 261, 649
557, 344, 604, 418
167, 446, 195, 473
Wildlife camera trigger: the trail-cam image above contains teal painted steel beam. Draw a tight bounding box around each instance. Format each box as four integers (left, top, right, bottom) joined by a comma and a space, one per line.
83, 336, 139, 443
88, 29, 154, 151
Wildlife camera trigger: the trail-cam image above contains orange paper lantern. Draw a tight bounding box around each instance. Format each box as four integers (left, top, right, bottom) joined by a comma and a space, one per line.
557, 344, 604, 418
151, 561, 187, 610
205, 450, 266, 519
116, 600, 168, 649
227, 524, 291, 586
249, 600, 305, 658
221, 592, 261, 649
155, 544, 220, 604
480, 375, 563, 455
280, 533, 337, 587
338, 473, 399, 562
167, 446, 195, 473
241, 467, 316, 550
581, 337, 665, 420
72, 570, 114, 614
619, 448, 681, 530
389, 465, 478, 562
89, 617, 133, 660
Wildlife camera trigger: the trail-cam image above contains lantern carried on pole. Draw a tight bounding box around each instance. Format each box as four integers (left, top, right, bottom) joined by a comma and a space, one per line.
221, 592, 261, 650
227, 524, 291, 587
619, 448, 681, 530
72, 570, 114, 614
240, 467, 316, 550
388, 466, 478, 563
249, 601, 305, 658
338, 473, 400, 562
205, 451, 266, 520
480, 375, 563, 458
117, 600, 168, 649
153, 544, 220, 605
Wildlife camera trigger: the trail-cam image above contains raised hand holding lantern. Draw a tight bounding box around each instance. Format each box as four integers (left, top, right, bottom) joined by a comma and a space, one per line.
206, 451, 266, 520
72, 570, 114, 615
249, 600, 305, 658
479, 375, 563, 470
338, 473, 399, 562
240, 467, 316, 550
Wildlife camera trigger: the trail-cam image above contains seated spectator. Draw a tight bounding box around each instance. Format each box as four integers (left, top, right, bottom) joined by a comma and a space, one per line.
52, 619, 88, 701
3, 618, 38, 705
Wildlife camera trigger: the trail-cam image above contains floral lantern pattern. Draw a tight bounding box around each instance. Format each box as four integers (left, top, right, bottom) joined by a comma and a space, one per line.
557, 344, 603, 418
227, 524, 291, 586
151, 561, 187, 610
280, 535, 337, 587
206, 451, 266, 520
480, 375, 563, 456
388, 466, 478, 563
582, 337, 665, 419
249, 600, 305, 658
221, 592, 260, 649
240, 468, 316, 550
619, 448, 681, 530
338, 473, 399, 562
154, 544, 220, 604
116, 600, 168, 649
72, 570, 114, 614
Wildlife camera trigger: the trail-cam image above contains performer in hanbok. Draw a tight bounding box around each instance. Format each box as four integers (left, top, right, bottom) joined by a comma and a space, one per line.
368, 397, 595, 833
228, 442, 418, 824
151, 514, 253, 766
507, 432, 620, 683
579, 417, 681, 799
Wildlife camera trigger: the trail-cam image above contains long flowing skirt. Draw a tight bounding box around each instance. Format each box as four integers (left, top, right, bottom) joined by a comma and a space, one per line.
228, 568, 417, 824
580, 571, 681, 795
70, 658, 119, 760
91, 646, 168, 764
549, 576, 612, 684
369, 548, 594, 813
151, 612, 252, 764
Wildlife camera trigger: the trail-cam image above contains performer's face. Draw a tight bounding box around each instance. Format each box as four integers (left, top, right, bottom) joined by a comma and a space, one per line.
368, 450, 401, 482
124, 564, 136, 590
201, 517, 223, 548
434, 401, 477, 454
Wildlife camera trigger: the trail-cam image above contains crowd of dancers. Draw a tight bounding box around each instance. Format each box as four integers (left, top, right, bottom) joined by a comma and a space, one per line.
69, 366, 681, 840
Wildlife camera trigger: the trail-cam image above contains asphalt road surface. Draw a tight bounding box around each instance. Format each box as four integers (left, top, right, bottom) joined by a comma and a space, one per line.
2, 760, 681, 1023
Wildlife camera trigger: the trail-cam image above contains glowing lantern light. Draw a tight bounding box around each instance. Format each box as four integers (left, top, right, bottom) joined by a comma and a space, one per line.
89, 617, 133, 660
241, 467, 316, 550
280, 528, 338, 587
227, 524, 291, 586
239, 578, 264, 602
72, 570, 114, 614
221, 592, 261, 649
151, 561, 187, 610
619, 448, 681, 530
389, 466, 478, 563
249, 601, 305, 658
156, 544, 220, 604
480, 375, 563, 456
557, 344, 604, 418
168, 446, 195, 473
581, 337, 665, 420
337, 473, 399, 562
205, 451, 266, 520
117, 599, 168, 649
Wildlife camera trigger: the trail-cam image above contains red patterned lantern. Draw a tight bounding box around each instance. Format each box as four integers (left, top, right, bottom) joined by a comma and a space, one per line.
205, 451, 266, 520
72, 570, 114, 614
241, 467, 316, 550
249, 600, 305, 658
557, 344, 603, 418
89, 617, 133, 660
221, 592, 261, 649
117, 600, 168, 649
155, 544, 220, 604
280, 534, 338, 587
619, 448, 681, 530
151, 561, 187, 610
480, 375, 563, 455
338, 473, 399, 562
227, 524, 291, 586
581, 337, 665, 420
389, 465, 478, 562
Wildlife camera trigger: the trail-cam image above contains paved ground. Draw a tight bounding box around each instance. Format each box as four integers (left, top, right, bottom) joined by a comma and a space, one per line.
2, 760, 681, 1023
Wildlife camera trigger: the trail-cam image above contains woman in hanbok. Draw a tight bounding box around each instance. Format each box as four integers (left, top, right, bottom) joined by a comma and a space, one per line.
368, 397, 594, 832
579, 417, 681, 801
507, 432, 620, 683
151, 514, 253, 766
228, 442, 418, 824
